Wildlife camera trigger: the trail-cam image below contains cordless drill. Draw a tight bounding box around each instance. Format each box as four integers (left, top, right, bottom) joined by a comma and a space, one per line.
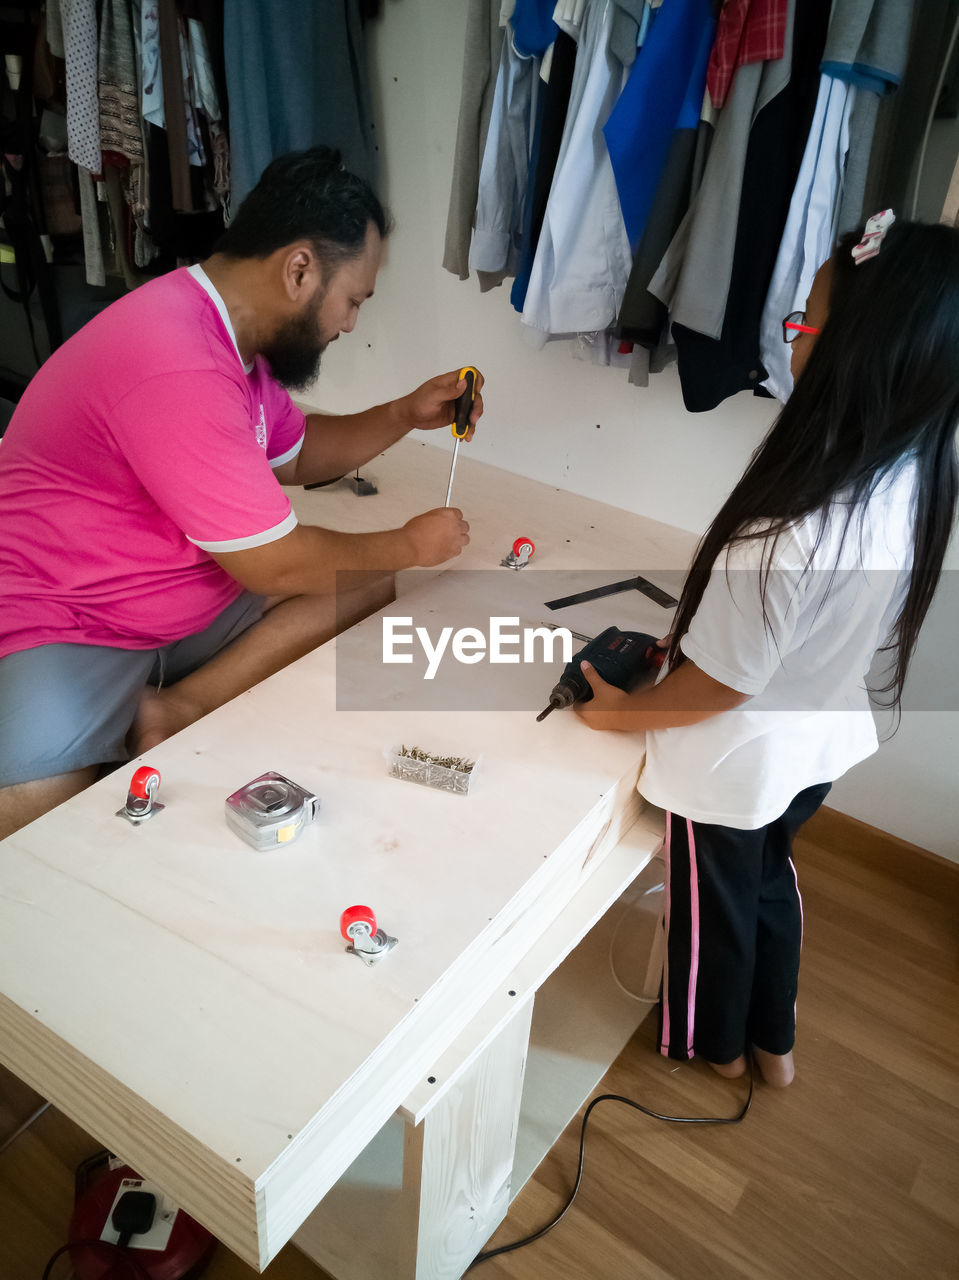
536, 626, 666, 722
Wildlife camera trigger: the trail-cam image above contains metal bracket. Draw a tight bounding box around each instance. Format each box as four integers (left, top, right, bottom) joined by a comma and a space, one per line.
116, 799, 165, 826
500, 542, 534, 570
349, 471, 378, 496
345, 929, 398, 967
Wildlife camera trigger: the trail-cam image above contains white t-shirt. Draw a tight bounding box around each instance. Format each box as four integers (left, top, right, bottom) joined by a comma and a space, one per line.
638, 461, 918, 829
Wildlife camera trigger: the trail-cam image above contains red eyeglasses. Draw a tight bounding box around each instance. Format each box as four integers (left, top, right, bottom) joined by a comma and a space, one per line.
782, 311, 821, 343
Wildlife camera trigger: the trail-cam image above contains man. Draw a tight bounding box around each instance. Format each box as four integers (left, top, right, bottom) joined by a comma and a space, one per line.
0, 146, 479, 838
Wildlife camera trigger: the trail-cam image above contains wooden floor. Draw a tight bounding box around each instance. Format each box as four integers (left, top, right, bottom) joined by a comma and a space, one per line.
2, 824, 957, 1280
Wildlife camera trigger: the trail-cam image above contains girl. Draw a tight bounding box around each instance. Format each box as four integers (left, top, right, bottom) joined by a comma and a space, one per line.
576, 215, 959, 1087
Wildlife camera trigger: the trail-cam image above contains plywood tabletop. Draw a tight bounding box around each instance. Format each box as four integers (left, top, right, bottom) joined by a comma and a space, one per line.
0, 448, 687, 1267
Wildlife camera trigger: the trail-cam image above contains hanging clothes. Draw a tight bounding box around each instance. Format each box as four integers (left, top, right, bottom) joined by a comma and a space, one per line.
154, 0, 197, 212
224, 0, 378, 212
438, 0, 954, 402
758, 0, 915, 402
99, 0, 141, 160
862, 0, 959, 219
603, 0, 715, 254
511, 0, 560, 62
648, 5, 797, 346
758, 74, 855, 403
46, 0, 101, 174
443, 0, 508, 289
706, 0, 787, 111
820, 0, 916, 234
99, 0, 154, 272
616, 128, 697, 350
658, 0, 833, 413
468, 0, 559, 283
468, 26, 539, 277
510, 27, 578, 312
519, 0, 635, 344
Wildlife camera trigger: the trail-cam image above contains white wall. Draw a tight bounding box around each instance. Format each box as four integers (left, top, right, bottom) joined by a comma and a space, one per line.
305, 1, 959, 860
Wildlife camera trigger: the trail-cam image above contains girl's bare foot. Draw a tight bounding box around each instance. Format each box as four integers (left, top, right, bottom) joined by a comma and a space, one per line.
751, 1045, 795, 1087
706, 1054, 747, 1079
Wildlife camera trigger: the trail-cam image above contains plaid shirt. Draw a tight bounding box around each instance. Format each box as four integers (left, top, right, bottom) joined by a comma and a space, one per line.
705, 0, 788, 110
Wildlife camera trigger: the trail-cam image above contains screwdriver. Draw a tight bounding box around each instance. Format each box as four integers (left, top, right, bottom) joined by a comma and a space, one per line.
444, 366, 479, 507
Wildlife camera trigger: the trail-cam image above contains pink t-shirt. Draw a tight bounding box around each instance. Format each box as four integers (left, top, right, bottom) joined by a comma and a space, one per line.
0, 266, 305, 659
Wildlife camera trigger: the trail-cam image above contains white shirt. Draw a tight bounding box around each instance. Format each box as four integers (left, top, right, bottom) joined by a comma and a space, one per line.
469, 27, 537, 277
759, 73, 856, 403
520, 0, 632, 342
639, 460, 917, 829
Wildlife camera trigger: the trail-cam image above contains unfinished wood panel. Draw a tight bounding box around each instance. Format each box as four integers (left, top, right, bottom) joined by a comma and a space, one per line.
0, 561, 660, 1267
414, 998, 533, 1279
287, 437, 698, 579
511, 856, 664, 1196
401, 805, 664, 1126
291, 1115, 419, 1280
295, 1001, 533, 1280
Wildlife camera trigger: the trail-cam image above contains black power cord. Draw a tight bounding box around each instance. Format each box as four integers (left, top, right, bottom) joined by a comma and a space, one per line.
468, 1059, 754, 1269
41, 1238, 154, 1280
41, 1174, 158, 1278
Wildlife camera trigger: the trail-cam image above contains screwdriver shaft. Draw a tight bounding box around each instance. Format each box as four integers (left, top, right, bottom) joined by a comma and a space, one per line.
444, 439, 460, 507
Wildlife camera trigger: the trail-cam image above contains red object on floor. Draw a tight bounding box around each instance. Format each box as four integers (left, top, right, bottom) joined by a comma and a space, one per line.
68, 1164, 216, 1280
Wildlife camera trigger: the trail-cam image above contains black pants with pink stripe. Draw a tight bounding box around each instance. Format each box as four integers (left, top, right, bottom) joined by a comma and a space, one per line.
659, 782, 831, 1064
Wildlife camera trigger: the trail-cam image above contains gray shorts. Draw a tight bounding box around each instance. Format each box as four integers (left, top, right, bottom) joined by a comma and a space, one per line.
0, 592, 265, 787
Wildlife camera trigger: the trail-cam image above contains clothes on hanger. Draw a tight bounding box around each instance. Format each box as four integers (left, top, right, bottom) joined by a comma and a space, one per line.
822, 0, 916, 235
758, 73, 855, 403
510, 26, 577, 311
444, 0, 941, 411
706, 0, 787, 111
759, 0, 915, 402
668, 0, 831, 413
224, 0, 378, 213
518, 0, 634, 345
603, 0, 714, 254
443, 0, 509, 290
468, 24, 540, 278
7, 0, 380, 301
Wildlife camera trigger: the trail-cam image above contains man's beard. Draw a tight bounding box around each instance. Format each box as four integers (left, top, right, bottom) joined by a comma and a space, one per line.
262, 290, 327, 391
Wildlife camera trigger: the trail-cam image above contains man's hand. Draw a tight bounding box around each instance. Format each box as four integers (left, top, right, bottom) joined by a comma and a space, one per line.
398, 368, 485, 439
402, 507, 470, 566
574, 661, 638, 731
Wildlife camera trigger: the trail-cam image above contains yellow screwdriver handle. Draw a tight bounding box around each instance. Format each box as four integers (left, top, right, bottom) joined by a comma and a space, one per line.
451, 366, 479, 439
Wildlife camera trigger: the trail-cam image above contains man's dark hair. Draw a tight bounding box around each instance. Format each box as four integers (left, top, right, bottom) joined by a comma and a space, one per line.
216, 146, 391, 270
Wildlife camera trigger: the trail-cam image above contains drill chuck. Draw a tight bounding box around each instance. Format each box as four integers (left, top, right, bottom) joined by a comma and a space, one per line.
535, 626, 664, 721
536, 672, 587, 721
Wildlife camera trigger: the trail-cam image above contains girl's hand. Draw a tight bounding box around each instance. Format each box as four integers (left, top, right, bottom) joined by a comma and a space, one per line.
573, 661, 636, 731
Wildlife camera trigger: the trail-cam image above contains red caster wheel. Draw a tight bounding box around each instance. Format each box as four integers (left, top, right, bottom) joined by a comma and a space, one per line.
129, 765, 161, 800
340, 904, 398, 966
512, 537, 535, 560
340, 904, 377, 942
118, 765, 164, 824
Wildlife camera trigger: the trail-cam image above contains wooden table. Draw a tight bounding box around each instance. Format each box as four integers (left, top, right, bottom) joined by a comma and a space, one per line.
0, 442, 696, 1277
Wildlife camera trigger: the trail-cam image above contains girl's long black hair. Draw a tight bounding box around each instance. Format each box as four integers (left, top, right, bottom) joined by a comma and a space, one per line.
666, 218, 959, 709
